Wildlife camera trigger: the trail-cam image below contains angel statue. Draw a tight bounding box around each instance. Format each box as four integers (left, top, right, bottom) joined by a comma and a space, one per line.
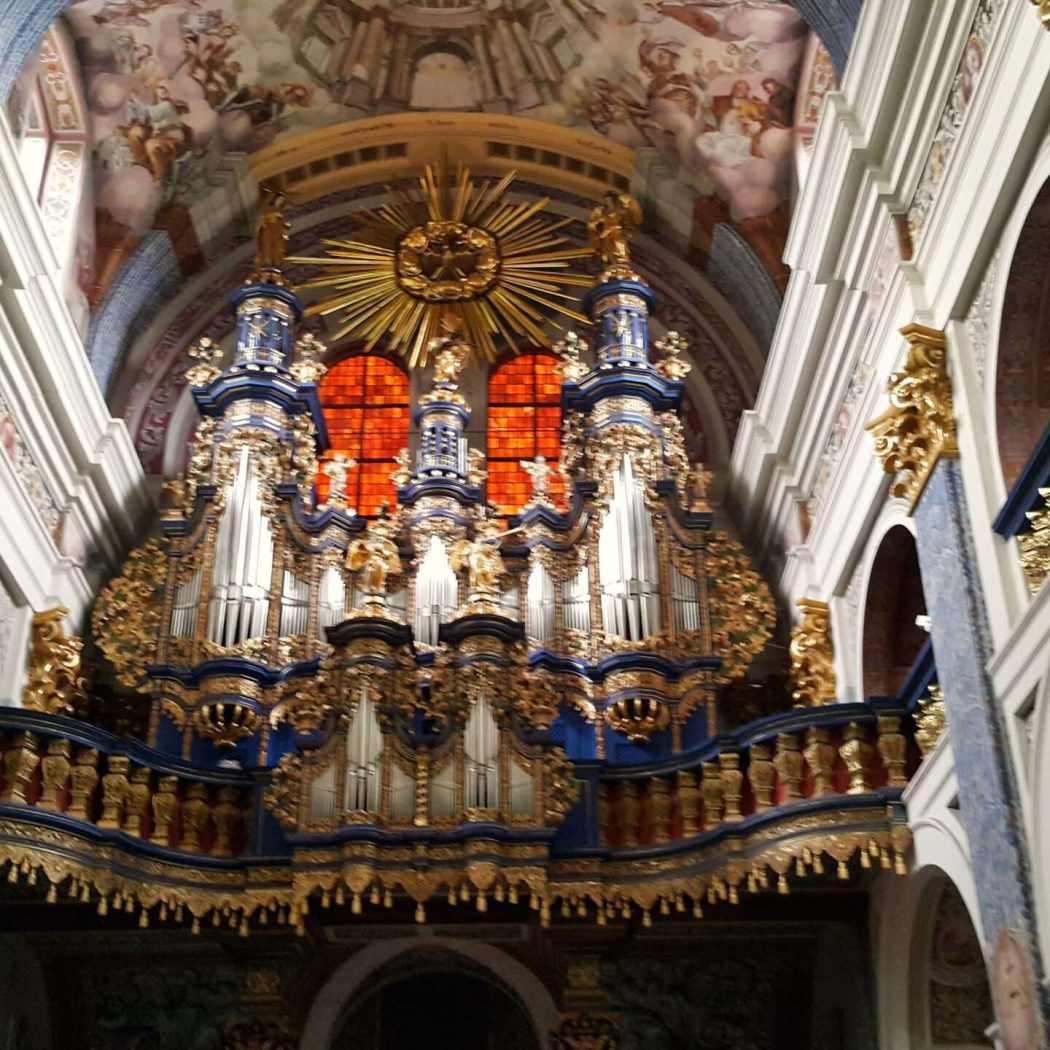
253, 184, 291, 282
347, 517, 402, 617
322, 454, 356, 510
451, 517, 506, 612
587, 190, 643, 270
552, 331, 590, 382
520, 454, 555, 504
686, 461, 714, 512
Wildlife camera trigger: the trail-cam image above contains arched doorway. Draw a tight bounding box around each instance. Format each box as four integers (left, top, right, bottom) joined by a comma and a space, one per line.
331, 950, 539, 1050
862, 525, 927, 697
994, 177, 1050, 493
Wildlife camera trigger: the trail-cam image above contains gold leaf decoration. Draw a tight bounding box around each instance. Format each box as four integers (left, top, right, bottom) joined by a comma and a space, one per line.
706, 531, 775, 682
91, 537, 167, 690
23, 609, 88, 716
289, 163, 593, 367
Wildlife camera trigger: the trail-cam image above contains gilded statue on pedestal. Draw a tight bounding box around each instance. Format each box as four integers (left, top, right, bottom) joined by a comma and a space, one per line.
587, 190, 642, 271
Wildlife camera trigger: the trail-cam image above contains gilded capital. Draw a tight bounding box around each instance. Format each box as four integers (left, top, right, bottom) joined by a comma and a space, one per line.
865, 325, 957, 508
789, 598, 836, 707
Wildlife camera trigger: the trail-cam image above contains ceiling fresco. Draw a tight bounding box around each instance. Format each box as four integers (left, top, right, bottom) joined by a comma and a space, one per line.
63, 0, 811, 303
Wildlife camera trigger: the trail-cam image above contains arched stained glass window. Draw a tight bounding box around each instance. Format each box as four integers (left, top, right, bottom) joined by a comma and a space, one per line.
487, 352, 564, 515
316, 354, 410, 516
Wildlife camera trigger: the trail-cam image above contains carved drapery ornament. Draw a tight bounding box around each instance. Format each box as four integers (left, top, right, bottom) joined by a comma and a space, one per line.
789, 598, 836, 707
1017, 488, 1050, 594
23, 608, 88, 716
865, 325, 958, 508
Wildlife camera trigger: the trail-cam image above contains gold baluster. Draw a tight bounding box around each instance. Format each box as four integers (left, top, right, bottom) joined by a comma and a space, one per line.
774, 733, 803, 798
876, 716, 908, 788
150, 776, 179, 845
1, 732, 40, 804
719, 753, 743, 822
748, 744, 775, 810
700, 761, 723, 827
98, 756, 130, 829
616, 782, 640, 848
676, 770, 701, 836
180, 783, 211, 852
67, 747, 99, 819
648, 778, 673, 844
839, 722, 873, 794
803, 728, 836, 797
124, 767, 152, 836
38, 738, 72, 811
211, 787, 241, 858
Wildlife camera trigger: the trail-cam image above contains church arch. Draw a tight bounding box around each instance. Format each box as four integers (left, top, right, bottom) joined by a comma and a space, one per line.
859, 519, 927, 699
299, 936, 558, 1049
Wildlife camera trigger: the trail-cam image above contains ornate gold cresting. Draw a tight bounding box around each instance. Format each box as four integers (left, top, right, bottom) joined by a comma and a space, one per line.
789, 599, 836, 707
865, 324, 958, 508
1017, 488, 1050, 594
23, 608, 88, 716
915, 684, 947, 756
289, 163, 592, 366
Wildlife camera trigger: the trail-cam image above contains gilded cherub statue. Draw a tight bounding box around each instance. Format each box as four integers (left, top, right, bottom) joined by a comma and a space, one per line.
290, 332, 328, 384
185, 336, 224, 386
451, 516, 505, 611
587, 190, 642, 272
253, 184, 291, 283
654, 330, 691, 380
347, 517, 402, 616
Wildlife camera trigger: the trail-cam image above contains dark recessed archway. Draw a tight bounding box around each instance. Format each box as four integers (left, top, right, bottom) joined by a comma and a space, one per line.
332, 952, 540, 1050
862, 526, 927, 698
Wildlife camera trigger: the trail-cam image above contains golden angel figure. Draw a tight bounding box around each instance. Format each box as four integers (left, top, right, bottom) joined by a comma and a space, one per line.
587, 190, 643, 268
254, 185, 291, 279
451, 522, 505, 603
347, 526, 402, 603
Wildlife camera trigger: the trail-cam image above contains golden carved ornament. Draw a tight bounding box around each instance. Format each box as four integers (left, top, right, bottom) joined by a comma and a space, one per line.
265, 753, 303, 831
605, 696, 670, 743
551, 1014, 619, 1050
185, 336, 224, 386
915, 684, 947, 756
706, 531, 775, 681
1032, 0, 1050, 30
347, 517, 402, 615
291, 163, 591, 367
553, 331, 591, 383
1017, 488, 1050, 594
23, 608, 88, 716
789, 599, 836, 707
193, 702, 261, 748
654, 330, 691, 380
587, 189, 642, 280
92, 537, 167, 691
289, 332, 328, 384
451, 517, 507, 613
253, 184, 291, 285
865, 325, 957, 508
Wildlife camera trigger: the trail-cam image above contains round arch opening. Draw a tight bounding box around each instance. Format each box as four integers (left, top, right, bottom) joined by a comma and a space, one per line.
862, 525, 927, 698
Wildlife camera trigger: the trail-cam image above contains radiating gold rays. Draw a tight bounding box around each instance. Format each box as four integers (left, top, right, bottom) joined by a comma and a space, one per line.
288, 165, 593, 367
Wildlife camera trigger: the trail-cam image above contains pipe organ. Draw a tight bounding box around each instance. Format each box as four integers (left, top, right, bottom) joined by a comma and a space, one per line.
92, 186, 774, 852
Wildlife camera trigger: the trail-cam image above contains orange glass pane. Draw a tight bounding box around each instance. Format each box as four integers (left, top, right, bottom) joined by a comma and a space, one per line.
316, 354, 409, 516
487, 351, 565, 513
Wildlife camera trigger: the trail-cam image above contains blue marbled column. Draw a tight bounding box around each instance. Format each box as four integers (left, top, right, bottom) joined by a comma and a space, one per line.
914, 457, 1049, 1035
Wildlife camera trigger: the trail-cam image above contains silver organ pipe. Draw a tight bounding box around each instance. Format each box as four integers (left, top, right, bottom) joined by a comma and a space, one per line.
413, 535, 457, 646
171, 567, 203, 638
308, 764, 338, 823
562, 565, 591, 633
508, 755, 534, 817
316, 565, 345, 638
500, 582, 521, 620
598, 455, 661, 641
670, 564, 701, 633
464, 694, 500, 810
206, 445, 274, 647
526, 561, 555, 643
344, 687, 381, 813
279, 570, 310, 637
389, 763, 415, 821
430, 760, 456, 818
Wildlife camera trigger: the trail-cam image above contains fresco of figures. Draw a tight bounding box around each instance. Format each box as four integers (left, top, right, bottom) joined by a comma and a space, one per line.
63, 0, 807, 283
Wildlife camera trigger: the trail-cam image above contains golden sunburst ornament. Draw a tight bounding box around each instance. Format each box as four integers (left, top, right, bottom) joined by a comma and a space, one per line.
288, 165, 594, 366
